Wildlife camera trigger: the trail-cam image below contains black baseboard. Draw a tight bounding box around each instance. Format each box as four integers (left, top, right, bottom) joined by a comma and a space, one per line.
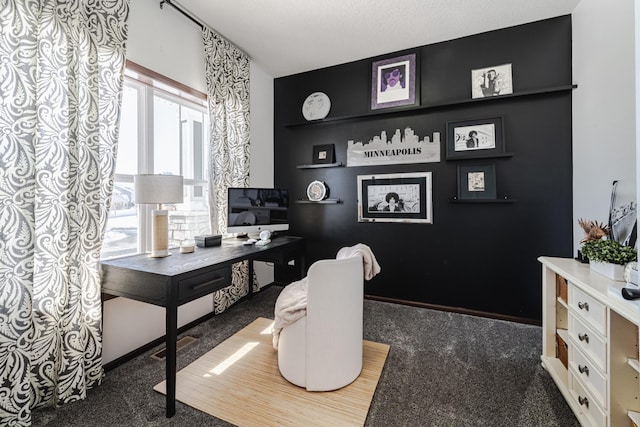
364, 294, 541, 326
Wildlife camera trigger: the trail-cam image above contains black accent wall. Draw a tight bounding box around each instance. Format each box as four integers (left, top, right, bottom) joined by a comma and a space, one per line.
273, 16, 573, 321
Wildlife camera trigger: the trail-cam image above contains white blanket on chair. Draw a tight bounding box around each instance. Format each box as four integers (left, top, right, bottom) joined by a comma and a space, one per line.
272, 244, 380, 349
336, 243, 381, 280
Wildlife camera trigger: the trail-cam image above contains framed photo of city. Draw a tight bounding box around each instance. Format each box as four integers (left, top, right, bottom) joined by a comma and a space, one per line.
457, 164, 497, 200
471, 63, 513, 99
370, 53, 419, 111
357, 172, 432, 224
446, 116, 505, 160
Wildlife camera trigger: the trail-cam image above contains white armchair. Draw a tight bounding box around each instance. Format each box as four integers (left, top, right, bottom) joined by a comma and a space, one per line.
277, 255, 364, 391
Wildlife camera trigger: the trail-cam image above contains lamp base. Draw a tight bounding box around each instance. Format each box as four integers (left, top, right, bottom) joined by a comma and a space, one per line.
149, 250, 171, 258
150, 209, 170, 258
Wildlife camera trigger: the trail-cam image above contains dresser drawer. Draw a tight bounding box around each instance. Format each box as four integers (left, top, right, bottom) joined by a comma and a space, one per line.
569, 285, 607, 336
569, 373, 607, 427
569, 344, 606, 409
178, 267, 231, 303
569, 314, 607, 373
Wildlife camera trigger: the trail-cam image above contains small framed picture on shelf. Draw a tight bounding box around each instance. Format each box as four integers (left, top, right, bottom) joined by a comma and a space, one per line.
446, 116, 505, 160
370, 53, 419, 111
312, 144, 335, 164
471, 63, 513, 99
357, 172, 432, 224
457, 164, 497, 200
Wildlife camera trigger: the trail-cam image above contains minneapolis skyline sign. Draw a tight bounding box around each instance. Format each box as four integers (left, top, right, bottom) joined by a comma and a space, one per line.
347, 127, 441, 167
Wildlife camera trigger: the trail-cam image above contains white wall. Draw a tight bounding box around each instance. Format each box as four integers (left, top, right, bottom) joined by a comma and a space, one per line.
126, 0, 206, 92
104, 0, 275, 364
250, 61, 276, 286
572, 1, 637, 254
250, 61, 275, 187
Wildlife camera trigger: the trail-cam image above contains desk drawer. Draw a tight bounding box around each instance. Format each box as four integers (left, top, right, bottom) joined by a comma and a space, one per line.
178, 267, 231, 303
254, 239, 305, 265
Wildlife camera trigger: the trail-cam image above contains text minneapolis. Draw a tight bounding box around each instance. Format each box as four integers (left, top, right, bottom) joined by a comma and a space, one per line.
364, 147, 423, 157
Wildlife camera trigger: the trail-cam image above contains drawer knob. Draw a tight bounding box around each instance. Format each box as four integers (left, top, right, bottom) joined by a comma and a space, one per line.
578, 301, 589, 311
578, 364, 590, 376
578, 333, 589, 343
578, 396, 589, 408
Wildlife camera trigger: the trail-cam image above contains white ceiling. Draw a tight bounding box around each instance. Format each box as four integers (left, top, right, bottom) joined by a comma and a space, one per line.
175, 0, 580, 78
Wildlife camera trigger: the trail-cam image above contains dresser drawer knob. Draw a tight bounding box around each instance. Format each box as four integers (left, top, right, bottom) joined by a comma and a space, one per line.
578, 333, 589, 343
578, 364, 589, 376
578, 301, 589, 311
578, 396, 589, 408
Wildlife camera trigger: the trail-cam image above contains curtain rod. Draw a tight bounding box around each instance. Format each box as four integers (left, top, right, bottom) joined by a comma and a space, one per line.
158, 0, 250, 59
159, 0, 204, 30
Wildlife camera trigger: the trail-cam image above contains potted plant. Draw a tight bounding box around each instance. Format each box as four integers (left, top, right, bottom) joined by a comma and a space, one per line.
580, 238, 637, 281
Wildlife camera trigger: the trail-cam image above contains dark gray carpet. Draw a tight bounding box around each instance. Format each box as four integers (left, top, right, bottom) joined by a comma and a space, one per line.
32, 286, 579, 426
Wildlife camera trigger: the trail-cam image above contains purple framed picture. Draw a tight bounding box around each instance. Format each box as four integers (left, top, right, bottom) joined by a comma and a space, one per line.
370, 53, 419, 111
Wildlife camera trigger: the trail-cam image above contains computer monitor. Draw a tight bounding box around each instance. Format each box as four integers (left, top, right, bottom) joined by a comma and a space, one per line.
226, 188, 289, 237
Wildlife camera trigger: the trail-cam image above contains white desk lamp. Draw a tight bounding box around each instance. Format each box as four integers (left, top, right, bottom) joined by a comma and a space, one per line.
134, 174, 184, 257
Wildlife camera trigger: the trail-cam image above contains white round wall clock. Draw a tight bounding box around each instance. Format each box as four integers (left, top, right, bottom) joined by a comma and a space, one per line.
307, 180, 328, 202
302, 92, 331, 121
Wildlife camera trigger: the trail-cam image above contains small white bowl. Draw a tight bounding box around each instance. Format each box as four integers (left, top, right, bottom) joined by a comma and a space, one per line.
180, 241, 195, 253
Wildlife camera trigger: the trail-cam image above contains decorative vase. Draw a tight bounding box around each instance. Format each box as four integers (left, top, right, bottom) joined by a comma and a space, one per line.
589, 260, 625, 281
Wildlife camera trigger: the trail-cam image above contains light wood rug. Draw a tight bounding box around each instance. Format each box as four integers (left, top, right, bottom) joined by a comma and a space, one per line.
154, 317, 390, 427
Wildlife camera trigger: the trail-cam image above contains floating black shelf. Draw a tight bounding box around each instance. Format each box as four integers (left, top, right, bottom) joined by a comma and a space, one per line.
296, 198, 343, 204
296, 162, 344, 169
449, 197, 516, 204
446, 152, 515, 161
283, 85, 577, 127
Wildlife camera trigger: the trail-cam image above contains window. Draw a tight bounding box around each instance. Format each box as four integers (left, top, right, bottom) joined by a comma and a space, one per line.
101, 63, 210, 259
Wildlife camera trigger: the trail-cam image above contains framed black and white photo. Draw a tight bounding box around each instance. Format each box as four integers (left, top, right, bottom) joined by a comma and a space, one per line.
471, 63, 513, 99
312, 144, 335, 164
370, 53, 419, 111
357, 172, 432, 223
457, 164, 496, 200
446, 116, 505, 160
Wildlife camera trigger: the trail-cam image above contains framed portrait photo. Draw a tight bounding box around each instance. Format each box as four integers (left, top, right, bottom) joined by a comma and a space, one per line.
446, 116, 505, 160
357, 172, 432, 224
471, 63, 513, 99
370, 53, 419, 111
457, 164, 497, 200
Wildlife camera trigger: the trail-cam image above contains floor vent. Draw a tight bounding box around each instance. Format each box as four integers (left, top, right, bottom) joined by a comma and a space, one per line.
151, 336, 198, 361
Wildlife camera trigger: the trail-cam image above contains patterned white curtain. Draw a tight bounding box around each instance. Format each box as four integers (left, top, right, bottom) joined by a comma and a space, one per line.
0, 1, 129, 425
203, 28, 253, 314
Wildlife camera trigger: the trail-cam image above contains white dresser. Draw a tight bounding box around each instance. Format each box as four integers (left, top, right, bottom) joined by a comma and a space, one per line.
539, 257, 640, 427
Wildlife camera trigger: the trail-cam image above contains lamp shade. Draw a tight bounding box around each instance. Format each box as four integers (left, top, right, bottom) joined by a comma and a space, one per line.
134, 174, 184, 205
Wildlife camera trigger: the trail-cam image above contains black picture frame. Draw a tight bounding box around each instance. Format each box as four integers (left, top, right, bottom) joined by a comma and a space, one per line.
370, 53, 419, 111
457, 164, 497, 200
446, 116, 505, 160
312, 144, 335, 164
357, 172, 432, 224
